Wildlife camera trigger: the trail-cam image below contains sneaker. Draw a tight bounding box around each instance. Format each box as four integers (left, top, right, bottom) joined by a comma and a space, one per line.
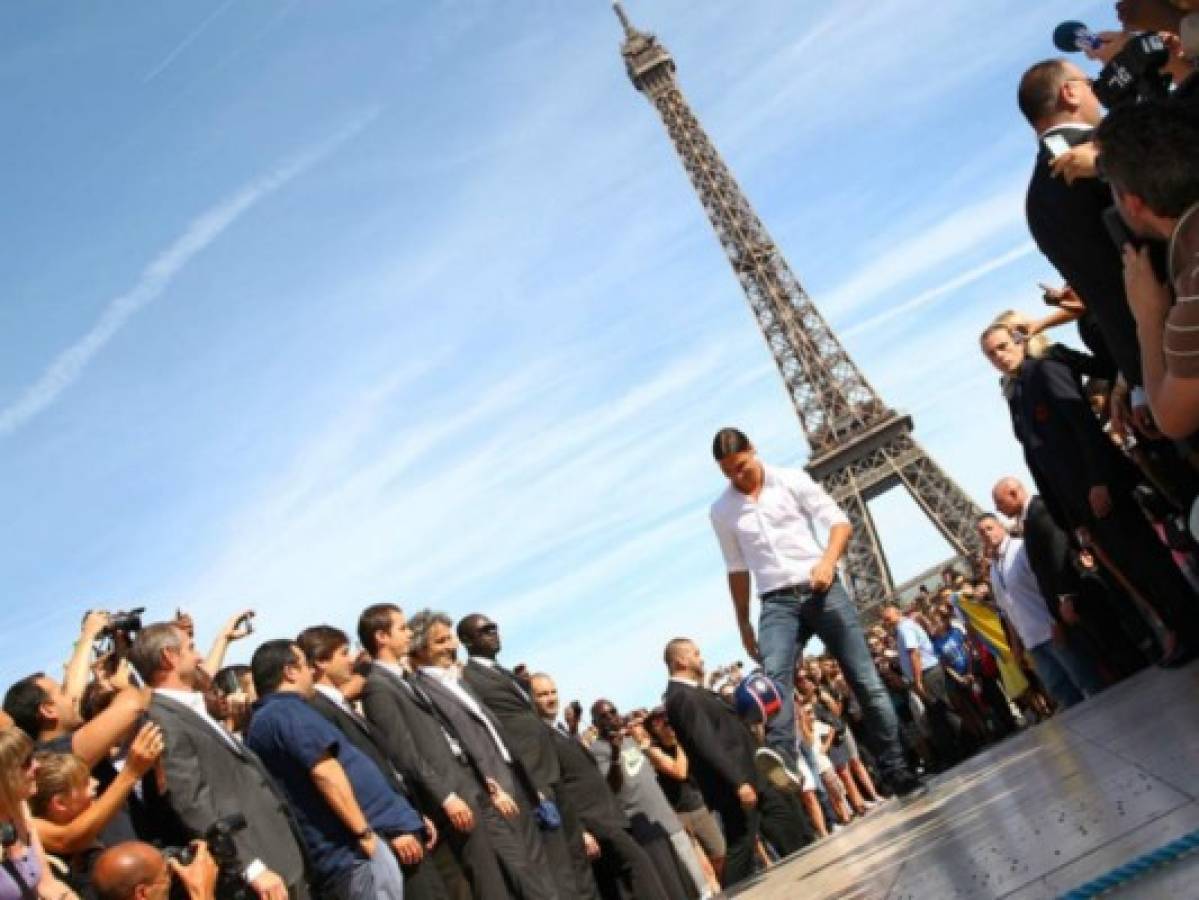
754, 747, 802, 793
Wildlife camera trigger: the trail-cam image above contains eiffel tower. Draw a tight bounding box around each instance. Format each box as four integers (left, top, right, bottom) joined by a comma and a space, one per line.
613, 4, 983, 613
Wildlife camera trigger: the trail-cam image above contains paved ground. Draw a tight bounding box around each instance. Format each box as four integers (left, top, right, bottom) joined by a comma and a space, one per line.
735, 660, 1199, 899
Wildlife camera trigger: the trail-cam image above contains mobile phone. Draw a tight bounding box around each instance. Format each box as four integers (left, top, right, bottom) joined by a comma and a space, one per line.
1102, 206, 1142, 251
1042, 134, 1071, 159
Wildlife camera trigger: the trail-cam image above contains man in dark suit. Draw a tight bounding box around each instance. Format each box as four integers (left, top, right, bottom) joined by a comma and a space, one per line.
1020, 57, 1199, 509
298, 625, 447, 900
1020, 59, 1123, 381
993, 477, 1150, 679
458, 614, 596, 900
128, 622, 308, 900
408, 611, 559, 900
981, 324, 1197, 664
661, 639, 760, 888
528, 674, 669, 900
356, 603, 508, 900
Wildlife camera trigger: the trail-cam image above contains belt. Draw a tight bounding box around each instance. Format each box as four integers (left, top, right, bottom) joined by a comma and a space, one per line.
760, 581, 814, 602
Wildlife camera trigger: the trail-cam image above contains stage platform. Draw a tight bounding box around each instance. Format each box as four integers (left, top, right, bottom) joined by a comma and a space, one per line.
737, 661, 1199, 899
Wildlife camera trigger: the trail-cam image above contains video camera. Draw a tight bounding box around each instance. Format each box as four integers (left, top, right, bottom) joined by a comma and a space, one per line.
163, 814, 253, 900
1052, 22, 1171, 108
100, 608, 146, 639
1094, 32, 1172, 108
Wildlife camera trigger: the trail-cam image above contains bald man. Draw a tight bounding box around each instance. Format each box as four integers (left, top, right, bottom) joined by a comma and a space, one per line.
93, 840, 217, 900
994, 476, 1148, 679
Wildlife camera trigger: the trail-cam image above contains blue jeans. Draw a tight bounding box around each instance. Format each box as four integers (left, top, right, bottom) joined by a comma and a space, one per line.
1028, 640, 1102, 710
759, 578, 908, 779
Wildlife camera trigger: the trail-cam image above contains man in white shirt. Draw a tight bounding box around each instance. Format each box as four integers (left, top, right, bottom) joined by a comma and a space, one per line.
708, 428, 919, 797
977, 514, 1103, 709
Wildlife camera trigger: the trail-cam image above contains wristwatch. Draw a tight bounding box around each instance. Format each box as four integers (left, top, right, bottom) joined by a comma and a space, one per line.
354, 827, 373, 841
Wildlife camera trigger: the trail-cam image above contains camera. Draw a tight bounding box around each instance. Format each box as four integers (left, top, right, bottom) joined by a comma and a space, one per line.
100, 608, 146, 638
164, 815, 253, 900
1094, 32, 1172, 108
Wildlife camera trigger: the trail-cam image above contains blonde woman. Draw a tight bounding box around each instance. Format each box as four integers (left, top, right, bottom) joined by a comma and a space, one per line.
0, 728, 77, 900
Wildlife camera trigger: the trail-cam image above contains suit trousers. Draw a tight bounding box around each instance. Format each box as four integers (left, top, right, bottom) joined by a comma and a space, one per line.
402, 853, 451, 900
711, 800, 760, 889
550, 786, 601, 900
480, 804, 559, 900
439, 801, 510, 900
589, 825, 669, 900
1088, 493, 1199, 641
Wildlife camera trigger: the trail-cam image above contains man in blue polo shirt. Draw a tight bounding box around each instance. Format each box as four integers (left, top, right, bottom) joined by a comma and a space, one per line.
246, 639, 426, 900
881, 606, 961, 769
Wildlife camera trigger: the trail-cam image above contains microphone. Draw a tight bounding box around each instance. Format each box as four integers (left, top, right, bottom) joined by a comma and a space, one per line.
1053, 20, 1103, 53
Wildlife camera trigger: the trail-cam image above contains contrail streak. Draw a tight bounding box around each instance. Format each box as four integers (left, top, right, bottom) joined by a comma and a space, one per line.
0, 108, 381, 438
143, 0, 236, 83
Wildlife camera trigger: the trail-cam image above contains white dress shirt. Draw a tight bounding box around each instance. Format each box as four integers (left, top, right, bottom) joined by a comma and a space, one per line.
154, 688, 265, 882
154, 688, 241, 751
710, 463, 850, 595
990, 535, 1055, 649
420, 666, 512, 763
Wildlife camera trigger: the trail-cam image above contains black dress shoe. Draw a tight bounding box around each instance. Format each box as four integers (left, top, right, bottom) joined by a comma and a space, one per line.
887, 771, 926, 798
1159, 642, 1197, 668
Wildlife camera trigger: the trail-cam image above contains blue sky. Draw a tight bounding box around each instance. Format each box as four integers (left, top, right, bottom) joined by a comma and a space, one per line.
2, 0, 1117, 711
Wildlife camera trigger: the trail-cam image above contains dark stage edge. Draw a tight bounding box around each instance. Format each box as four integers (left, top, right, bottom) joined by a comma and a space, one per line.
732, 660, 1199, 899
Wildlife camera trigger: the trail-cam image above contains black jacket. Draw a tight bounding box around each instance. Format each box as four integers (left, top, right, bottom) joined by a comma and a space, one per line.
1006, 354, 1136, 530
1026, 125, 1128, 382
462, 659, 561, 795
1021, 494, 1083, 622
546, 728, 628, 837
662, 680, 758, 813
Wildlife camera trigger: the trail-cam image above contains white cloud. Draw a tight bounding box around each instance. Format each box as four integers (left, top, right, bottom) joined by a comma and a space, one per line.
0, 109, 380, 438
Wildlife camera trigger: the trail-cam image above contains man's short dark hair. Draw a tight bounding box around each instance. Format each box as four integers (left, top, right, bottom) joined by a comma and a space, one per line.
357, 603, 401, 657
1017, 59, 1069, 126
2, 674, 48, 740
251, 640, 301, 698
297, 625, 349, 666
1097, 100, 1199, 217
712, 427, 751, 462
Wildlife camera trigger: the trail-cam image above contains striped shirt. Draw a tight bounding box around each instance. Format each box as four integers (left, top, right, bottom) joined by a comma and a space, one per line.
1166, 201, 1199, 377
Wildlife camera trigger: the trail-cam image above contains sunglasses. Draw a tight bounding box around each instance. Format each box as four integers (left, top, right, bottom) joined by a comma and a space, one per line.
478, 623, 499, 636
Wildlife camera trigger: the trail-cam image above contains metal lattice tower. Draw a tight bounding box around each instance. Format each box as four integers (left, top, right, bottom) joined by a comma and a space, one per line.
613, 4, 983, 613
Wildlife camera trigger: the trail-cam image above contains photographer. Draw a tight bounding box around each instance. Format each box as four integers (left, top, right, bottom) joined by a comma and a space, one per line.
588, 700, 702, 900
92, 840, 218, 900
0, 726, 79, 900
1096, 100, 1199, 439
30, 724, 164, 892
203, 612, 256, 681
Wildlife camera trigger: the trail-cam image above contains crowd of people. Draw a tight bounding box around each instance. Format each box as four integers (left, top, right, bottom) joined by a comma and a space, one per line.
5, 2, 1199, 899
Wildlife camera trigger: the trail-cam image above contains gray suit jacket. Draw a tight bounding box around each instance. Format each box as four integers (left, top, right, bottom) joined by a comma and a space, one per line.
360, 664, 490, 812
413, 671, 538, 804
147, 693, 308, 895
